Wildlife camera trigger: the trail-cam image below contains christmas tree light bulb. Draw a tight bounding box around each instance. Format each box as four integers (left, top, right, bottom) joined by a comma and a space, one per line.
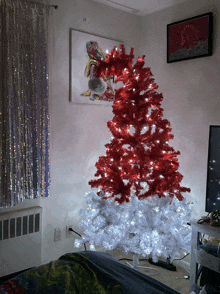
90, 244, 95, 250
75, 240, 81, 247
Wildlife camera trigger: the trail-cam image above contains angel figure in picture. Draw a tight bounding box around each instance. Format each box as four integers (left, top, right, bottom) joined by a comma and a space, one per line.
80, 40, 115, 102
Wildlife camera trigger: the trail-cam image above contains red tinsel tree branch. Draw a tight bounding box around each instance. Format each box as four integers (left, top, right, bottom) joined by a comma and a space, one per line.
89, 44, 190, 203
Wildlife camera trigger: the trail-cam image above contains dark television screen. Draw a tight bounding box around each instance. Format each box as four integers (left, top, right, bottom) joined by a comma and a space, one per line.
206, 125, 220, 213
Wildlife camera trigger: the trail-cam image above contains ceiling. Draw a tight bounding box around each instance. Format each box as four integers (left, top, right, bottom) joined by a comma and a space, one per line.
93, 0, 189, 15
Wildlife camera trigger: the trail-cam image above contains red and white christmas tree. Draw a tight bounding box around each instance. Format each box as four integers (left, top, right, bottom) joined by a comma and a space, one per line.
75, 45, 192, 262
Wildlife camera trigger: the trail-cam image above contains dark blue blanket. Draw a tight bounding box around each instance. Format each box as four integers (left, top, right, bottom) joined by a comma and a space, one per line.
0, 251, 180, 294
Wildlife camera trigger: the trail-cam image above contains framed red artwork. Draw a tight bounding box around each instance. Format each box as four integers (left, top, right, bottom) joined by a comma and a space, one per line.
167, 12, 213, 63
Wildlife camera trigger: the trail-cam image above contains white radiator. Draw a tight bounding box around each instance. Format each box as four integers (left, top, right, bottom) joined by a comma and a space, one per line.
0, 206, 42, 277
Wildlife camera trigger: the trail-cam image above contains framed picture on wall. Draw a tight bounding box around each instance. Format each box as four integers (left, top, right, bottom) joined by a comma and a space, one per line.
167, 12, 213, 63
69, 29, 123, 105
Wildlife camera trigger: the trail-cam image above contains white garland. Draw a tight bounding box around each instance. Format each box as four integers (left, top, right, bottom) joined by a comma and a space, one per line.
75, 191, 193, 262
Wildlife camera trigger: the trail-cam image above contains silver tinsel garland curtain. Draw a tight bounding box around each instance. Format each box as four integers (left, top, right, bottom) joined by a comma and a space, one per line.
0, 0, 50, 208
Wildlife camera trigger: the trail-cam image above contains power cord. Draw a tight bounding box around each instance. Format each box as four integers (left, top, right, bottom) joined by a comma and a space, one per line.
119, 256, 183, 263
173, 253, 190, 274
68, 228, 87, 251
173, 253, 190, 261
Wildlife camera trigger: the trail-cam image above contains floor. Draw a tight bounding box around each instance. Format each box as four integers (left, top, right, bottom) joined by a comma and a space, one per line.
107, 249, 191, 294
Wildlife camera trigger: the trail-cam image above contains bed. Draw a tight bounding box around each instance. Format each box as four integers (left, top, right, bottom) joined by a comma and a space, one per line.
0, 251, 181, 294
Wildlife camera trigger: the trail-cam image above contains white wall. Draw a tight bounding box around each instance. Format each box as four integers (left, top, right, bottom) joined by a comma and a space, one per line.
139, 0, 220, 220
41, 0, 142, 264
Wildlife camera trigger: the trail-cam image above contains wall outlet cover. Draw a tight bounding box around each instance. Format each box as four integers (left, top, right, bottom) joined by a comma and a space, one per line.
54, 227, 62, 241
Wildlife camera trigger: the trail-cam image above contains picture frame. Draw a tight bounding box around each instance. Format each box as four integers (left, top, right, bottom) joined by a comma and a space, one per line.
69, 29, 122, 105
167, 12, 213, 63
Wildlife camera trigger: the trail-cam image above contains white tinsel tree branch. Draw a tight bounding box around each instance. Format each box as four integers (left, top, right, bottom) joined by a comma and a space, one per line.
75, 191, 193, 262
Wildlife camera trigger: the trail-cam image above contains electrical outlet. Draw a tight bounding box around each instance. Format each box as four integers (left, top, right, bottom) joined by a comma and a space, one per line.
54, 228, 62, 241
66, 225, 74, 238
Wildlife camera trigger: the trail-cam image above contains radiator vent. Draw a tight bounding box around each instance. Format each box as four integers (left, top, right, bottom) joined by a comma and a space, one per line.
0, 210, 40, 241
0, 206, 42, 277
